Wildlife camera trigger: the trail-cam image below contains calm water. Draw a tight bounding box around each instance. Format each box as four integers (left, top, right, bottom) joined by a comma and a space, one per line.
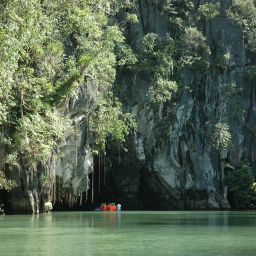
0, 211, 256, 256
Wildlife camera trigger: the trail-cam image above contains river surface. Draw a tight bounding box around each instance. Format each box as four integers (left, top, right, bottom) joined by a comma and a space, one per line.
0, 211, 255, 256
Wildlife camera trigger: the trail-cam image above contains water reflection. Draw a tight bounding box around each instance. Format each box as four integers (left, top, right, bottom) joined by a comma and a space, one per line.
0, 211, 255, 256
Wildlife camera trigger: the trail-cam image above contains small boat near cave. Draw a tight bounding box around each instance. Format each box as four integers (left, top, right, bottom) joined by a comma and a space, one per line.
95, 203, 121, 211
101, 203, 117, 211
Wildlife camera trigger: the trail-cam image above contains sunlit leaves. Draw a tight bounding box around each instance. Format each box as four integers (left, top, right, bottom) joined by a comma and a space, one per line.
125, 13, 138, 24
210, 122, 232, 150
135, 32, 178, 104
197, 3, 220, 21
90, 93, 136, 150
0, 0, 136, 173
148, 78, 178, 104
14, 113, 67, 167
0, 170, 17, 191
228, 0, 256, 52
181, 27, 211, 68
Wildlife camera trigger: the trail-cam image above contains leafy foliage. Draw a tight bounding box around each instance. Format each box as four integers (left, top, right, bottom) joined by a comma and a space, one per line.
0, 0, 136, 174
210, 122, 232, 150
216, 82, 244, 123
197, 3, 220, 21
252, 182, 256, 192
244, 65, 256, 85
124, 1, 212, 107
90, 93, 136, 151
162, 0, 194, 31
0, 171, 17, 191
181, 27, 211, 68
134, 33, 179, 104
125, 13, 139, 24
14, 113, 66, 167
224, 163, 256, 209
148, 78, 178, 104
228, 0, 256, 52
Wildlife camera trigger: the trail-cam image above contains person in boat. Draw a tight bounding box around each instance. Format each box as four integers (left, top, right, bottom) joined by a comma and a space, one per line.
100, 203, 118, 211
117, 203, 121, 211
110, 203, 117, 211
44, 201, 53, 213
101, 203, 107, 211
0, 204, 5, 215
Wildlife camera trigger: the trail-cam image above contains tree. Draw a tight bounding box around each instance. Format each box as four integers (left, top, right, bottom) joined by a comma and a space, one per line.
210, 122, 232, 150
181, 27, 211, 68
0, 0, 136, 177
224, 163, 256, 209
228, 0, 256, 52
197, 3, 220, 21
0, 171, 16, 191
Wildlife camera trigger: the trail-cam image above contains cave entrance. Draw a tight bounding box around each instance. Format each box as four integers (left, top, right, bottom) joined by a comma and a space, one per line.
85, 154, 120, 210
53, 154, 121, 211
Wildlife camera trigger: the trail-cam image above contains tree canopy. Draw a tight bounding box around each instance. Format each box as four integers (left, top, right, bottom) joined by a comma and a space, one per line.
0, 0, 136, 177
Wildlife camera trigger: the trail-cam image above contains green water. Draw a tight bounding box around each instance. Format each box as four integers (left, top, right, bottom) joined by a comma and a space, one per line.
0, 211, 256, 256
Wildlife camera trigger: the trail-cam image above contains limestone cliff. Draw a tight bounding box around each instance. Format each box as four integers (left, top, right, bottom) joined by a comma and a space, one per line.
3, 0, 256, 212
101, 0, 255, 210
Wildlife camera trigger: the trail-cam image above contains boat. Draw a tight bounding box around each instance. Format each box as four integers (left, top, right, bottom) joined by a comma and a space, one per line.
100, 203, 117, 211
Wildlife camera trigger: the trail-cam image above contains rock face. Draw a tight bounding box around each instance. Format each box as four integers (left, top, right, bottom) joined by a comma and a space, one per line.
4, 85, 95, 213
3, 0, 256, 212
103, 0, 255, 210
54, 85, 94, 208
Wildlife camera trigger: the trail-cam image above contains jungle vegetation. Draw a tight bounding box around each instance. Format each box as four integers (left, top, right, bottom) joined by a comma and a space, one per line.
0, 0, 256, 209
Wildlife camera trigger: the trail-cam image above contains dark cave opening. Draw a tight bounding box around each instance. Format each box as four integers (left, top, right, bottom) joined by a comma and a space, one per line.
53, 154, 121, 211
